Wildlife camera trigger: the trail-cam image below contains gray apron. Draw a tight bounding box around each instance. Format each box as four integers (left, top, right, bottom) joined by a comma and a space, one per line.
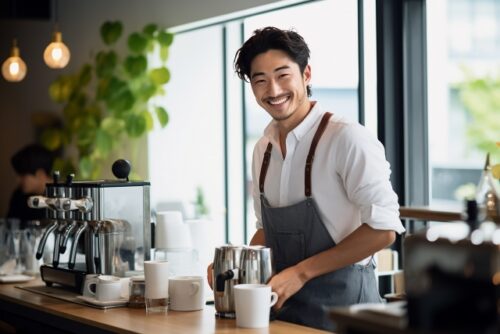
259, 112, 383, 331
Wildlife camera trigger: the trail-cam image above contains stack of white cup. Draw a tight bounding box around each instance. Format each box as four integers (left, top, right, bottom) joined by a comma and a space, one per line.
155, 211, 198, 278
155, 211, 192, 251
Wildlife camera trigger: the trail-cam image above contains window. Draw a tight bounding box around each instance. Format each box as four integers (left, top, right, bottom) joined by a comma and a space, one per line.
427, 0, 500, 208
148, 26, 226, 250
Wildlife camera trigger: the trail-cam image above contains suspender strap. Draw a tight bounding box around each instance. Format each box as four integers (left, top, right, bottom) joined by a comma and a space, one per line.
305, 112, 332, 197
259, 142, 273, 193
258, 112, 333, 196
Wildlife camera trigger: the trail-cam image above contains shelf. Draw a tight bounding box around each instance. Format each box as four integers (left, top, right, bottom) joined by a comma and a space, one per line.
399, 206, 462, 222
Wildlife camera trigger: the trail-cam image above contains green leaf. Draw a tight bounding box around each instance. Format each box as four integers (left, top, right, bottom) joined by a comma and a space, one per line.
99, 77, 135, 113
155, 106, 169, 127
52, 158, 75, 177
75, 117, 97, 147
108, 89, 135, 114
157, 31, 174, 47
40, 128, 62, 150
100, 21, 123, 45
128, 32, 148, 54
95, 129, 113, 155
79, 156, 93, 179
125, 113, 146, 137
101, 117, 125, 136
143, 24, 158, 38
49, 75, 75, 103
95, 51, 117, 78
137, 82, 157, 102
142, 111, 154, 131
150, 67, 170, 85
124, 55, 147, 77
96, 78, 111, 100
78, 64, 92, 86
159, 46, 169, 62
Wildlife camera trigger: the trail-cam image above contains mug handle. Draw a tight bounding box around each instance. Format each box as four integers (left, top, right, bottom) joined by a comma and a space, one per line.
86, 277, 98, 296
270, 291, 278, 308
190, 282, 200, 296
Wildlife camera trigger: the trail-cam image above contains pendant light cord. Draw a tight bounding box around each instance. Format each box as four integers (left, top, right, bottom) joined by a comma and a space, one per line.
55, 0, 59, 23
52, 0, 59, 31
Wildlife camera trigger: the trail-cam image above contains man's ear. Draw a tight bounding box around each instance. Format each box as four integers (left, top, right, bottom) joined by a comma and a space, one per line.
303, 64, 311, 84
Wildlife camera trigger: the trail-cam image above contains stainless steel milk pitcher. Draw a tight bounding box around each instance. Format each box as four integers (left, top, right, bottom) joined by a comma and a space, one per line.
212, 245, 244, 318
239, 246, 273, 285
212, 245, 274, 318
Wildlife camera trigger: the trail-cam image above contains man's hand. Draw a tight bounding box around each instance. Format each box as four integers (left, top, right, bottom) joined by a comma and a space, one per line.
267, 264, 307, 309
266, 225, 395, 309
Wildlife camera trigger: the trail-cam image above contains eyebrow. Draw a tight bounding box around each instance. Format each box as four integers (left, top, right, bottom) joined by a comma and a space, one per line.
250, 65, 291, 79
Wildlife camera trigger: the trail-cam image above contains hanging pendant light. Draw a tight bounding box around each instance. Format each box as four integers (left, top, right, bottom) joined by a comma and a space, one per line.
2, 39, 27, 82
44, 0, 70, 69
44, 29, 70, 68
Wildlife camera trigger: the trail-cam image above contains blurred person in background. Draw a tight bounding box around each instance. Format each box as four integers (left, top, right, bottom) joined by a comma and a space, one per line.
6, 144, 54, 227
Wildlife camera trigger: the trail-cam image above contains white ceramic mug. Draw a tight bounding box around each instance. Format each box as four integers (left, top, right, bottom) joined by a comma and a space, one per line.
169, 276, 204, 311
84, 275, 122, 301
234, 284, 278, 328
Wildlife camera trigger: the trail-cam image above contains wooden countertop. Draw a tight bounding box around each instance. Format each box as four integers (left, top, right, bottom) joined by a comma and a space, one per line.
0, 279, 328, 334
329, 306, 415, 334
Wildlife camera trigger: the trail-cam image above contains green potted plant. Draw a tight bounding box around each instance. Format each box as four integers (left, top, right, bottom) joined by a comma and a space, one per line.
42, 21, 173, 179
457, 69, 500, 162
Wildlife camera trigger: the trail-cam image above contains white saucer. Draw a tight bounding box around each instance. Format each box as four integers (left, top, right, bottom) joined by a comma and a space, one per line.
77, 295, 128, 307
0, 274, 35, 283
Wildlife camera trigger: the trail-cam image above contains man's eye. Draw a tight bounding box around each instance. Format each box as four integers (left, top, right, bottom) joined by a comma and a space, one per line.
254, 79, 265, 84
279, 73, 289, 79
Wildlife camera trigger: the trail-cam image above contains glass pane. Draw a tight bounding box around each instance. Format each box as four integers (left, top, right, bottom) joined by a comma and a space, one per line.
243, 0, 359, 241
148, 26, 226, 257
427, 0, 500, 208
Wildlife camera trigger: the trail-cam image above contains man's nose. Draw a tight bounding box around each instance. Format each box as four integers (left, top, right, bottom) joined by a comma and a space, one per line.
267, 79, 282, 96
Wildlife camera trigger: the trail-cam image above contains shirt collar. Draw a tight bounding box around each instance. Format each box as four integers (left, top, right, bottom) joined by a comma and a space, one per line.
263, 102, 323, 145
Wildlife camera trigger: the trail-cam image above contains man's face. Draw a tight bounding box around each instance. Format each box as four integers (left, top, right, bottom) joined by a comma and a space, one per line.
250, 49, 311, 123
18, 169, 47, 194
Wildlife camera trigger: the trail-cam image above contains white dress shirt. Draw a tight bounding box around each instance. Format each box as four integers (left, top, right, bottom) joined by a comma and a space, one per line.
252, 103, 405, 264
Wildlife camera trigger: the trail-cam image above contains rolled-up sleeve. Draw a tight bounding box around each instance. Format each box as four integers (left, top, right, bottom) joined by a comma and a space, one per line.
335, 124, 406, 234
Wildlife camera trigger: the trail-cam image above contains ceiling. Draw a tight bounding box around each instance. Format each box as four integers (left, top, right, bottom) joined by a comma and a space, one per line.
0, 0, 51, 20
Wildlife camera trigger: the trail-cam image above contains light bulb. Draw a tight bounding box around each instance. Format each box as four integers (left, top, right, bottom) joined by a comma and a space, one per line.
1, 41, 27, 82
44, 31, 70, 69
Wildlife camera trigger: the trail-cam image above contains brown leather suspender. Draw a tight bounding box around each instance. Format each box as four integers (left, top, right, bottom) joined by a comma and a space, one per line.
258, 112, 333, 196
259, 143, 273, 193
305, 112, 332, 196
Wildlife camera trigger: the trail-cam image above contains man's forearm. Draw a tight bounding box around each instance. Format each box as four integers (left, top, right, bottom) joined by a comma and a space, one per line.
296, 224, 396, 282
249, 228, 266, 246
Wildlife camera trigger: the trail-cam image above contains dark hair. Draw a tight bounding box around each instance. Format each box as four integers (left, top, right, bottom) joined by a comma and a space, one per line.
234, 26, 312, 97
11, 144, 54, 176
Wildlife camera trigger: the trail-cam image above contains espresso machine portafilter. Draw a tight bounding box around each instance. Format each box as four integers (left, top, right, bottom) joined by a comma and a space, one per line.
28, 159, 151, 292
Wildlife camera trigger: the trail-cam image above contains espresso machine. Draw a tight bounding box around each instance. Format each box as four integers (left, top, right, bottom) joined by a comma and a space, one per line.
28, 160, 151, 292
405, 233, 499, 334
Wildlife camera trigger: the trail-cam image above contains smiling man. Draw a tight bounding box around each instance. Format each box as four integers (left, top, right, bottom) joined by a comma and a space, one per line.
233, 27, 406, 331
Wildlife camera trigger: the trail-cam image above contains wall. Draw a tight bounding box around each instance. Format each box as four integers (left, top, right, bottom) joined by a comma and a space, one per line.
0, 0, 281, 215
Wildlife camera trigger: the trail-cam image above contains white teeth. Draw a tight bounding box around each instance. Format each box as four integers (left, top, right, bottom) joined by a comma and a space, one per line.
268, 96, 288, 105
